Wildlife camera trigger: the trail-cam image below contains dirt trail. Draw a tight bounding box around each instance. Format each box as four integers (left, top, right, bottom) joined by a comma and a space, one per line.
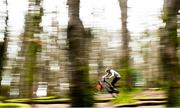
33, 93, 114, 108
33, 89, 167, 108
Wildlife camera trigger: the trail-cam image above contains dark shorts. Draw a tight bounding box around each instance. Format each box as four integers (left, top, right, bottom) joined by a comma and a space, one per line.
111, 77, 120, 87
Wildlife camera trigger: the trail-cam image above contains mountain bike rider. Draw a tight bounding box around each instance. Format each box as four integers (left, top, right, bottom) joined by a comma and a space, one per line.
102, 68, 121, 88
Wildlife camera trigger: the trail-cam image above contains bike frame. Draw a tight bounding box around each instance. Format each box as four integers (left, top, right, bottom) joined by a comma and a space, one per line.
96, 78, 119, 97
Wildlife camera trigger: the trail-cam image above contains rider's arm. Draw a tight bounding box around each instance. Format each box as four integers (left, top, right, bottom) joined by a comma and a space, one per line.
102, 73, 109, 78
107, 69, 114, 78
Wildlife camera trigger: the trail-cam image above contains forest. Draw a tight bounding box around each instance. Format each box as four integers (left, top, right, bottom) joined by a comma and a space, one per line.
0, 0, 179, 107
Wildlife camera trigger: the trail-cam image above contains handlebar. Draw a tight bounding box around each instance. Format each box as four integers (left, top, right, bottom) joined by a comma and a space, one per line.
101, 77, 109, 82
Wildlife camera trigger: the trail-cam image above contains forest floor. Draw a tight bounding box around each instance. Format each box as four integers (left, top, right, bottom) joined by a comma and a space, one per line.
33, 88, 166, 108
115, 88, 166, 108
33, 94, 114, 108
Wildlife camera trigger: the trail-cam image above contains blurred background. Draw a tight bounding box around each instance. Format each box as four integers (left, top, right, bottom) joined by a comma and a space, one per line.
0, 0, 179, 107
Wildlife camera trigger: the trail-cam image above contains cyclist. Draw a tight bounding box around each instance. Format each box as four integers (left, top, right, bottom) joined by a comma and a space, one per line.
102, 67, 121, 88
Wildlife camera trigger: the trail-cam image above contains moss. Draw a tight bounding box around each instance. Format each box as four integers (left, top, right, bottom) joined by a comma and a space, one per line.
32, 98, 71, 104
5, 98, 70, 104
111, 88, 141, 104
5, 98, 30, 103
32, 96, 58, 100
0, 103, 31, 108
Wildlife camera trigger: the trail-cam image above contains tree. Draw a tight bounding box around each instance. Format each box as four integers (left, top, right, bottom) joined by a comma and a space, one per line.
118, 0, 133, 90
0, 0, 8, 96
67, 0, 94, 107
160, 0, 180, 106
19, 0, 42, 98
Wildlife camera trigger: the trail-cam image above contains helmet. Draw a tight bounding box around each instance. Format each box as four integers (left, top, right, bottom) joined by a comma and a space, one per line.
105, 67, 110, 72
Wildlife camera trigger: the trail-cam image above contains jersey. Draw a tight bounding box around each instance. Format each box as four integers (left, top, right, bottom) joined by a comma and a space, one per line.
109, 69, 121, 78
102, 69, 121, 78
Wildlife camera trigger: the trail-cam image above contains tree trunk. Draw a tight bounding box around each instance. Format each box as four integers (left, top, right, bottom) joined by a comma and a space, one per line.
0, 0, 8, 96
67, 0, 94, 107
119, 0, 133, 90
160, 0, 180, 106
19, 0, 42, 98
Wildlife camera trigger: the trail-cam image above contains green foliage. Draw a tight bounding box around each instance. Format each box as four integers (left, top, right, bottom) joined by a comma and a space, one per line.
0, 96, 5, 102
161, 8, 170, 22
117, 67, 141, 89
70, 66, 94, 107
32, 96, 58, 100
5, 98, 30, 103
0, 103, 31, 108
111, 88, 141, 104
167, 87, 180, 107
5, 98, 70, 104
0, 85, 10, 97
32, 98, 70, 104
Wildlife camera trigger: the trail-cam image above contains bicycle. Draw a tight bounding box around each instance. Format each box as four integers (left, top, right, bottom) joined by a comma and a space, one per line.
96, 78, 119, 97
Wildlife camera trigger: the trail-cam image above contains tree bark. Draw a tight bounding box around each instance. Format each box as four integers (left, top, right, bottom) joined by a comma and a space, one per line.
160, 0, 180, 106
119, 0, 133, 90
0, 0, 8, 96
19, 0, 42, 98
67, 0, 94, 107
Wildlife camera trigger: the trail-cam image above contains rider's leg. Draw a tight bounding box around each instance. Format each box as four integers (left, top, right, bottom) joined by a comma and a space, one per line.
111, 77, 120, 88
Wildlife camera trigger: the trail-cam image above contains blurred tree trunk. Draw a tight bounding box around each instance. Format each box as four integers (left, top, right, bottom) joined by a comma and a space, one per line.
19, 0, 42, 98
0, 31, 7, 96
160, 0, 180, 106
0, 37, 5, 96
67, 0, 94, 107
0, 0, 8, 96
97, 51, 104, 78
118, 0, 133, 90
